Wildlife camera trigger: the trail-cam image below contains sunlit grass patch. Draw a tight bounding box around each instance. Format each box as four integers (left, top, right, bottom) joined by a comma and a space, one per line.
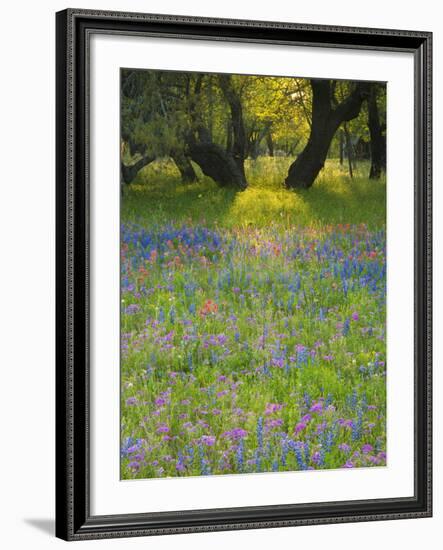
122, 157, 386, 231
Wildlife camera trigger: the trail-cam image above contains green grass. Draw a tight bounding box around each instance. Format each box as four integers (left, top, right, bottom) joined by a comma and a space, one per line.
122, 156, 386, 230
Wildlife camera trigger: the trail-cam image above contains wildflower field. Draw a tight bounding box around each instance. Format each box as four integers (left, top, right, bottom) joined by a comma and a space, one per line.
120, 158, 387, 479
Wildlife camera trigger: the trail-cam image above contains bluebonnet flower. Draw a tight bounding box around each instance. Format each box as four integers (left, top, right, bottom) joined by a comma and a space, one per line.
169, 307, 176, 324
352, 407, 364, 441
257, 417, 264, 452
288, 441, 307, 470
236, 439, 245, 472
121, 437, 135, 458
198, 444, 211, 475
343, 317, 351, 336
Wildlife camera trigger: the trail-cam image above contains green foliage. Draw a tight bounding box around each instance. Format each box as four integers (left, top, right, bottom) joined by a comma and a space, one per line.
121, 70, 386, 171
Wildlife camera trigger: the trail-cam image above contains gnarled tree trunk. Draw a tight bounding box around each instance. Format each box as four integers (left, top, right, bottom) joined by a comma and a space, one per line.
226, 120, 233, 154
121, 155, 155, 185
218, 75, 247, 187
285, 80, 370, 189
184, 73, 247, 190
188, 141, 247, 189
172, 152, 198, 184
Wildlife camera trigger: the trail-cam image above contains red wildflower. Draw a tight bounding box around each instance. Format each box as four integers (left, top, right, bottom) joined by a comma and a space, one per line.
199, 299, 218, 316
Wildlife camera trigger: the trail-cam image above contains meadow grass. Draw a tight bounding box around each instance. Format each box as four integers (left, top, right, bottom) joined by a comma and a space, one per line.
122, 157, 386, 230
120, 157, 386, 479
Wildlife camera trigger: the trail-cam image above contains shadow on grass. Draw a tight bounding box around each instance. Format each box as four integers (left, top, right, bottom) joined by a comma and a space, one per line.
122, 174, 241, 229
294, 177, 387, 228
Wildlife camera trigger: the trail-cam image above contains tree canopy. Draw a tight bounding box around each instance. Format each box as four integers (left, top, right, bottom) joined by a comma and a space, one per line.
121, 69, 386, 189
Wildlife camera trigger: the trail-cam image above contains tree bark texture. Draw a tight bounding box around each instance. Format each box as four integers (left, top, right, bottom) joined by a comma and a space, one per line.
121, 155, 155, 185
172, 152, 198, 184
187, 141, 247, 190
218, 75, 248, 187
186, 74, 247, 190
285, 80, 370, 189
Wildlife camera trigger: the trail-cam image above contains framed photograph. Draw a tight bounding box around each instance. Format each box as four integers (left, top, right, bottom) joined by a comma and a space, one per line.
55, 8, 432, 541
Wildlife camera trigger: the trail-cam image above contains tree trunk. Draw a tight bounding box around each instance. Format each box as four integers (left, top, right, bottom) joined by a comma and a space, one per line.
185, 73, 247, 190
226, 120, 233, 154
250, 144, 260, 160
343, 123, 354, 179
172, 152, 198, 184
248, 136, 261, 160
284, 130, 336, 189
218, 75, 247, 187
247, 123, 272, 159
266, 132, 274, 157
368, 85, 384, 179
187, 141, 247, 190
285, 80, 370, 189
208, 77, 214, 141
121, 155, 155, 185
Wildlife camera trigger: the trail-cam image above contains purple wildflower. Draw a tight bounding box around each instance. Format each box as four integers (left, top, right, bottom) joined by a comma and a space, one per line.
125, 304, 140, 315
338, 418, 354, 429
200, 435, 216, 446
294, 422, 307, 434
156, 423, 170, 434
176, 461, 186, 472
222, 428, 248, 441
266, 418, 283, 430
311, 451, 322, 465
315, 422, 327, 434
271, 357, 285, 368
126, 397, 138, 406
265, 403, 283, 415
155, 397, 166, 407
310, 402, 323, 413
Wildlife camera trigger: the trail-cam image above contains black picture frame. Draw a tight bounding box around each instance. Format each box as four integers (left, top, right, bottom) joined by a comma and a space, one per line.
55, 8, 432, 541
